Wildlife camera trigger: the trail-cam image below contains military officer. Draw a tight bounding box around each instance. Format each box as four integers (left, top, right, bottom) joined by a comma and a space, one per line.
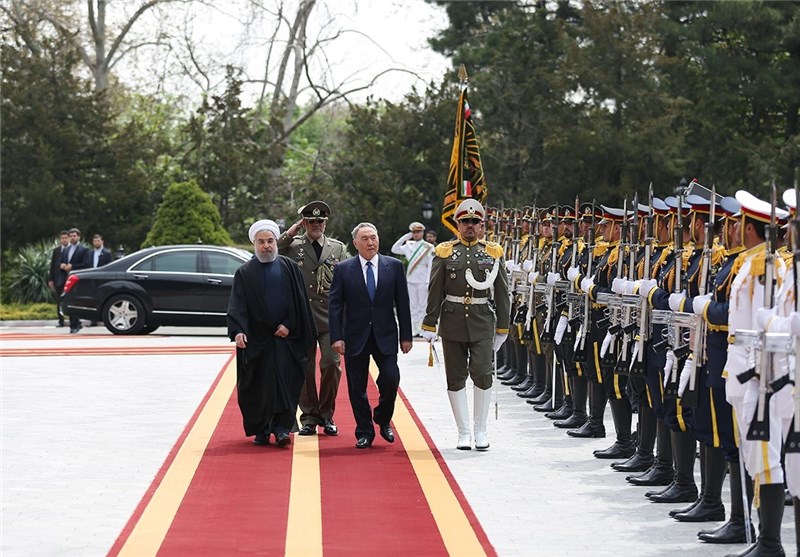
278, 201, 348, 436
421, 199, 510, 451
391, 221, 435, 336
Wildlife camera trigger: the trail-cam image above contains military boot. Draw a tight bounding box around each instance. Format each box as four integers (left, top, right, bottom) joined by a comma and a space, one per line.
628, 417, 674, 485
473, 386, 492, 451
698, 463, 755, 544
593, 396, 635, 459
555, 375, 588, 429
518, 352, 547, 398
612, 400, 655, 472
722, 483, 785, 557
568, 381, 606, 438
447, 388, 472, 450
670, 442, 705, 516
649, 429, 698, 503
675, 445, 726, 521
534, 362, 564, 412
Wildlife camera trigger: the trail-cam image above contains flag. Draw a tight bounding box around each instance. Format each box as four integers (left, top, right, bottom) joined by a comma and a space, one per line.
441, 86, 488, 236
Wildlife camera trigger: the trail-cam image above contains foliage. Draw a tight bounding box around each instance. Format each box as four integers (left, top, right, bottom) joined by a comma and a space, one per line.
6, 241, 56, 304
142, 180, 233, 247
0, 303, 59, 321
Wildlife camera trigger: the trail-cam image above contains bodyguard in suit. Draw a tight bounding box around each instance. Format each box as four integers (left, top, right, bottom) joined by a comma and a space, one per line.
60, 228, 90, 333
328, 222, 413, 449
48, 230, 70, 327
90, 234, 113, 268
278, 201, 347, 436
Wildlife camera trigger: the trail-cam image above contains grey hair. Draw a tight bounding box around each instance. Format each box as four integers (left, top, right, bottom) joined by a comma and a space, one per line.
351, 222, 378, 239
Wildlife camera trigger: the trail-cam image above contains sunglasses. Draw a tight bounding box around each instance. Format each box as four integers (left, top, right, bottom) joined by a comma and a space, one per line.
459, 218, 482, 225
305, 218, 327, 224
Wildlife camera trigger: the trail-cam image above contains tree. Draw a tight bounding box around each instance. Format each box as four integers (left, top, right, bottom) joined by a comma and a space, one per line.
143, 180, 233, 247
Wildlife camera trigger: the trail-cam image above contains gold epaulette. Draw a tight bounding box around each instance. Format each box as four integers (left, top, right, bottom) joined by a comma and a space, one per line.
593, 240, 609, 257
682, 243, 695, 266
607, 244, 620, 267
520, 234, 529, 250
749, 251, 766, 278
538, 237, 547, 250
557, 237, 569, 258
779, 247, 794, 265
480, 240, 504, 259
435, 240, 458, 259
711, 243, 726, 267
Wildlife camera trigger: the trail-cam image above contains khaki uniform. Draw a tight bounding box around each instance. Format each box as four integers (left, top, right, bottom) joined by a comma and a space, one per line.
278, 232, 348, 426
422, 238, 510, 390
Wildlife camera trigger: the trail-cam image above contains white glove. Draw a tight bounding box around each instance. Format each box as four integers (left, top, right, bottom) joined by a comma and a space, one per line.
691, 293, 713, 316
668, 291, 686, 312
580, 276, 594, 294
625, 280, 638, 294
554, 315, 569, 345
421, 330, 437, 342
791, 312, 800, 337
567, 266, 580, 282
639, 279, 657, 297
505, 259, 516, 272
755, 307, 775, 331
547, 272, 560, 286
528, 270, 539, 284
611, 277, 627, 294
678, 357, 692, 397
493, 333, 508, 353
600, 331, 614, 358
522, 260, 533, 272
663, 350, 675, 387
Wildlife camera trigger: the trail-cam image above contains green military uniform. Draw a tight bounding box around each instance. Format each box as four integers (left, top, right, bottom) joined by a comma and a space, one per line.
277, 203, 348, 430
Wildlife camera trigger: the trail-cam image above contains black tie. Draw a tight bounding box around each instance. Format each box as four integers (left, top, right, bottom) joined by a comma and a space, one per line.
312, 241, 322, 260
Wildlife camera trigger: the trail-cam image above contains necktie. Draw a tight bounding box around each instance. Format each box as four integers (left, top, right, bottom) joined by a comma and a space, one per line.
312, 240, 322, 260
366, 261, 376, 301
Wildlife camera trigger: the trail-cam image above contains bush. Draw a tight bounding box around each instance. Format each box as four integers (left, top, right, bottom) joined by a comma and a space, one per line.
0, 302, 56, 320
6, 241, 55, 303
143, 180, 233, 247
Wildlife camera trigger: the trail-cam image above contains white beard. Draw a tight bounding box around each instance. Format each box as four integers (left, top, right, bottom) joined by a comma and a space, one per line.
255, 250, 277, 263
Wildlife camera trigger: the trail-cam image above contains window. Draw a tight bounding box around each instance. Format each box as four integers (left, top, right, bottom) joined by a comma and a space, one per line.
206, 251, 245, 275
132, 251, 198, 273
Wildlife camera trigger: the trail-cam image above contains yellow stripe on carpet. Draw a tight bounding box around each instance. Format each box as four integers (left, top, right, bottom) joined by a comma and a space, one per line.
285, 434, 322, 556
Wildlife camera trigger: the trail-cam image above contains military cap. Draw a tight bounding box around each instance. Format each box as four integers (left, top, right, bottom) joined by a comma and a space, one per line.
636, 203, 650, 217
557, 205, 577, 221
409, 221, 425, 231
718, 197, 741, 218
542, 205, 557, 222
652, 197, 670, 215
298, 201, 330, 219
783, 189, 797, 214
579, 202, 602, 221
455, 198, 485, 220
735, 190, 789, 223
664, 196, 692, 217
598, 205, 628, 225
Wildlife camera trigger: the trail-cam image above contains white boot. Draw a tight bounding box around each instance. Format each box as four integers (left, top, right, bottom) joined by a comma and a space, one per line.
447, 389, 472, 450
473, 386, 492, 451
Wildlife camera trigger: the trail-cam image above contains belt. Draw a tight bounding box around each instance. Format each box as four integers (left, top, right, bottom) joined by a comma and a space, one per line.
445, 295, 490, 305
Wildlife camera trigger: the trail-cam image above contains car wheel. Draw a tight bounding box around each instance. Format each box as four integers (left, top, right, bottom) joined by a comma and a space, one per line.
103, 294, 146, 335
140, 322, 160, 335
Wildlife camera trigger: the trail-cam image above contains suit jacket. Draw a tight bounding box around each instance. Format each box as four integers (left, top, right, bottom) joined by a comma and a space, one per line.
49, 245, 67, 287
277, 232, 347, 333
61, 243, 90, 271
328, 254, 412, 356
91, 248, 113, 268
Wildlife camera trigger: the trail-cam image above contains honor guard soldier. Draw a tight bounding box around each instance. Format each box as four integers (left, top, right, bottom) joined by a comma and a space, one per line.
391, 221, 435, 336
421, 199, 510, 451
278, 201, 348, 436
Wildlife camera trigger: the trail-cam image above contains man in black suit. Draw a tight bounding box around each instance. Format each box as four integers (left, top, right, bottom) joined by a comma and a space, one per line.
328, 222, 413, 449
88, 234, 113, 326
48, 230, 70, 327
60, 228, 90, 333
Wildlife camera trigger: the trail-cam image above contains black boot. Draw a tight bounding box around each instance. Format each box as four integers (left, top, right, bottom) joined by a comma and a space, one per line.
629, 418, 674, 485
675, 445, 726, 521
568, 381, 606, 438
546, 371, 572, 419
534, 365, 564, 412
649, 429, 698, 503
722, 483, 785, 557
699, 463, 755, 544
518, 382, 545, 398
555, 376, 588, 429
593, 396, 635, 459
510, 343, 532, 390
613, 401, 655, 472
670, 442, 706, 516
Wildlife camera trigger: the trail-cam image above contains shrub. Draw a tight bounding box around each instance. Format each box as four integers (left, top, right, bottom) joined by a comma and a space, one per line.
0, 302, 56, 320
6, 241, 55, 303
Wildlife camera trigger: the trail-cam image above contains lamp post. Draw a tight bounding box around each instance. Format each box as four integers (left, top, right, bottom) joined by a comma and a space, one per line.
421, 199, 434, 222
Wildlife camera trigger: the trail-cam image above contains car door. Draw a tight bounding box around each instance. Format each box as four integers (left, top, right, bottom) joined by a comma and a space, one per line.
201, 249, 247, 319
127, 249, 206, 322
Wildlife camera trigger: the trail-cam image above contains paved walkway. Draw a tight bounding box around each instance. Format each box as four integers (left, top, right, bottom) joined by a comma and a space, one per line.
1, 324, 797, 556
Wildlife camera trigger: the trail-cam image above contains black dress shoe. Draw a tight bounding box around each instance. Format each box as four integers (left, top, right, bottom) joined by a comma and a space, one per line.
673, 499, 725, 522
593, 441, 636, 459
527, 390, 552, 405
501, 375, 526, 386
697, 519, 754, 544
669, 497, 702, 517
645, 481, 674, 498
534, 401, 561, 413
275, 432, 292, 447
298, 424, 317, 436
544, 405, 571, 420
567, 421, 606, 438
253, 434, 269, 445
355, 437, 373, 449
554, 414, 587, 429
648, 483, 698, 503
323, 419, 338, 436
627, 465, 674, 486
379, 425, 395, 443
611, 453, 654, 472
497, 368, 516, 381
517, 384, 544, 398
511, 378, 534, 391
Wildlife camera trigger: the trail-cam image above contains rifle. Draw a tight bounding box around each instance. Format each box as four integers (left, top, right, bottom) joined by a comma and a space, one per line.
665, 180, 689, 398
565, 197, 582, 346
522, 207, 540, 341
542, 207, 560, 342
574, 200, 596, 362
604, 199, 628, 368
632, 184, 654, 374
617, 194, 639, 374
747, 183, 778, 441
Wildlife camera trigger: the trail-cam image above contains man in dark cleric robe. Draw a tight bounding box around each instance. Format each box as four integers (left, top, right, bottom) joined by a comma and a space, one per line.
227, 219, 317, 447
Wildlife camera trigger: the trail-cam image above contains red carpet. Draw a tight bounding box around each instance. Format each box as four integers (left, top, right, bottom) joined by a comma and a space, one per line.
109, 355, 495, 556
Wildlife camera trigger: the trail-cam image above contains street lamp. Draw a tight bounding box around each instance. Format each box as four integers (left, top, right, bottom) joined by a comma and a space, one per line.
421, 199, 434, 222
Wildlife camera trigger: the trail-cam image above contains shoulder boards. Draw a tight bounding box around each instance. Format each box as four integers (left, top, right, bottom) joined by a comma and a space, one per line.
481, 240, 504, 259
435, 240, 457, 259
711, 243, 726, 266
593, 241, 609, 257
749, 251, 766, 277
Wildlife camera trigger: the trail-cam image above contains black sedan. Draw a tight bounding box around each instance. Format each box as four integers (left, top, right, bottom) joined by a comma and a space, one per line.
61, 245, 251, 335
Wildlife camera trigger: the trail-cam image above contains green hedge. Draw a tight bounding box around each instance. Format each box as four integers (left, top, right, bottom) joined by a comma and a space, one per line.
0, 303, 57, 321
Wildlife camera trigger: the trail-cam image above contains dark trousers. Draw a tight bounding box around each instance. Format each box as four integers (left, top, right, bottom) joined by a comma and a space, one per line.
299, 331, 342, 426
344, 331, 400, 440
53, 283, 65, 325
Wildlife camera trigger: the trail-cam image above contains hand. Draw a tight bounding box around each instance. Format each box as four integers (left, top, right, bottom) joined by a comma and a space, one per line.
638, 279, 657, 297
611, 277, 627, 295
235, 333, 247, 349
493, 333, 508, 353
400, 340, 413, 354
554, 315, 569, 345
580, 276, 594, 294
546, 272, 560, 286
678, 357, 692, 397
663, 350, 675, 387
668, 292, 686, 312
274, 324, 290, 338
691, 293, 712, 316
567, 266, 580, 282
287, 218, 304, 236
755, 307, 775, 331
528, 271, 539, 284
624, 280, 638, 295
522, 260, 533, 272
421, 329, 437, 342
505, 259, 517, 272
332, 340, 345, 355
600, 331, 614, 358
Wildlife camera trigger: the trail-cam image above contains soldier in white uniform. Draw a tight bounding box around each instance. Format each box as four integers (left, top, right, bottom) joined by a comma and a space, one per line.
392, 221, 435, 336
